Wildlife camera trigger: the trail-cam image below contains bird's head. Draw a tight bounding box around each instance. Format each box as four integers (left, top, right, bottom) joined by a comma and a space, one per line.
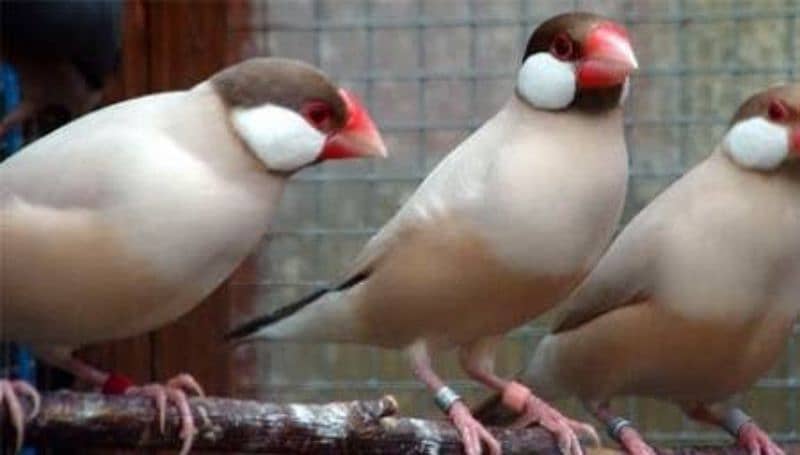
723, 84, 800, 172
517, 12, 639, 112
211, 58, 387, 173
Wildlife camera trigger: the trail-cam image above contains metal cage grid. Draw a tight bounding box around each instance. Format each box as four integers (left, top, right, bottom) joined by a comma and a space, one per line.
229, 0, 800, 445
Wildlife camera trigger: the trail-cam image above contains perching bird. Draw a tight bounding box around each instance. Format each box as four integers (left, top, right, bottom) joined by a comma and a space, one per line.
0, 57, 387, 454
0, 0, 123, 136
474, 84, 800, 455
227, 12, 638, 455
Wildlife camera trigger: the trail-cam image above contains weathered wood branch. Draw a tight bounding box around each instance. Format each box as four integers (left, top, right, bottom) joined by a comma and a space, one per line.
2, 391, 799, 454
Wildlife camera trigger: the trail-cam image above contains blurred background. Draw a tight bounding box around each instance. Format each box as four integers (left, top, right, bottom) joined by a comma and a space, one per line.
2, 0, 799, 450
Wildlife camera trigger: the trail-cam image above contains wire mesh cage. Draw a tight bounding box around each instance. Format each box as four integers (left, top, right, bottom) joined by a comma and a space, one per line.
224, 0, 800, 446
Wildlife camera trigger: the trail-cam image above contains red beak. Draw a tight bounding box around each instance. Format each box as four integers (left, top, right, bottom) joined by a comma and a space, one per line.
319, 89, 387, 160
576, 22, 639, 89
792, 127, 800, 156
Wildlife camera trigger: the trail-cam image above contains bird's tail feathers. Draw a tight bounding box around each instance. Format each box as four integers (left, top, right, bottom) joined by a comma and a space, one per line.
224, 272, 368, 343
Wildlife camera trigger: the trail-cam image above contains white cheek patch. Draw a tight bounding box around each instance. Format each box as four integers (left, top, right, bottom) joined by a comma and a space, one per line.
723, 117, 789, 171
231, 104, 326, 172
516, 52, 576, 110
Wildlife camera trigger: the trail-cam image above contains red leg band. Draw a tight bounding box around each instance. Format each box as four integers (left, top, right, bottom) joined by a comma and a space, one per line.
502, 381, 532, 414
102, 372, 134, 395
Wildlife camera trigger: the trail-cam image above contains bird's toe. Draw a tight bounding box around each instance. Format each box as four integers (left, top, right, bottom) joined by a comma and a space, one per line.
0, 380, 40, 453
123, 375, 200, 454
449, 401, 501, 455
738, 423, 784, 455
166, 373, 205, 397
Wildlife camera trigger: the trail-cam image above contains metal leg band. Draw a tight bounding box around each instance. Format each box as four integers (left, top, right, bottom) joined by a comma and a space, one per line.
607, 417, 633, 441
722, 408, 753, 437
433, 386, 462, 413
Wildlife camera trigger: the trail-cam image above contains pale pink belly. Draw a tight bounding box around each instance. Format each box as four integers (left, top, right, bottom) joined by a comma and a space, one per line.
550, 302, 793, 404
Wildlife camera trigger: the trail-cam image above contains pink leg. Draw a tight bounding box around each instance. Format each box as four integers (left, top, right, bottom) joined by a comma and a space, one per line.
736, 423, 785, 455
0, 101, 36, 137
35, 348, 203, 455
586, 401, 655, 455
408, 342, 501, 455
685, 404, 784, 455
0, 380, 41, 453
458, 339, 598, 455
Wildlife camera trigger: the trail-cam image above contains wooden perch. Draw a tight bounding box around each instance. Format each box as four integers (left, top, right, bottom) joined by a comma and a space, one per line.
2, 391, 799, 454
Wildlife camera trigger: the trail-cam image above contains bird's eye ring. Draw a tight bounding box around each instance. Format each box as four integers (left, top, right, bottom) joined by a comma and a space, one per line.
550, 33, 574, 60
302, 101, 333, 131
767, 100, 789, 122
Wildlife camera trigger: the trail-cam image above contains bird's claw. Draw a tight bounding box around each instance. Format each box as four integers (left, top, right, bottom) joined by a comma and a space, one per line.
166, 373, 205, 398
737, 422, 785, 455
617, 426, 657, 455
0, 380, 41, 453
449, 401, 502, 455
502, 381, 597, 455
509, 394, 595, 455
125, 373, 204, 455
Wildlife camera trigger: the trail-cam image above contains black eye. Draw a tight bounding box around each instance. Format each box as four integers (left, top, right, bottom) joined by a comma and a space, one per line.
550, 33, 575, 60
302, 101, 333, 131
309, 107, 328, 124
767, 100, 789, 122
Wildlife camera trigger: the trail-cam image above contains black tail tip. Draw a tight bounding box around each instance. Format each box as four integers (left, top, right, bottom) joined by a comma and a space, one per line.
223, 324, 257, 343
222, 284, 336, 345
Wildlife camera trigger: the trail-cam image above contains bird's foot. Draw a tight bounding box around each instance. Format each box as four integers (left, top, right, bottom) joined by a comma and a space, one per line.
737, 422, 785, 455
503, 381, 598, 455
615, 426, 657, 455
449, 401, 502, 455
0, 380, 41, 453
124, 373, 205, 455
